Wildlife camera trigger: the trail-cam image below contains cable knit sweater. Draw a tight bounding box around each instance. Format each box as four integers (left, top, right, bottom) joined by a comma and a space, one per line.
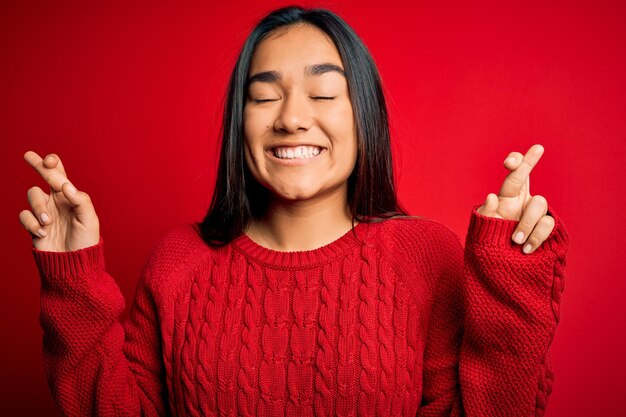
31, 204, 570, 417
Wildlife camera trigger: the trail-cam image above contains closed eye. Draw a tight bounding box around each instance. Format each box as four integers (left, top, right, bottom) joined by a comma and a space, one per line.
252, 98, 279, 103
251, 97, 335, 103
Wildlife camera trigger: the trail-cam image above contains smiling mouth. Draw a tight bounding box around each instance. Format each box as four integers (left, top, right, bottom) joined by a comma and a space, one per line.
270, 145, 325, 160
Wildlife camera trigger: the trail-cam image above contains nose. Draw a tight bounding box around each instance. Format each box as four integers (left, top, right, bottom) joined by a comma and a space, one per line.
273, 92, 313, 134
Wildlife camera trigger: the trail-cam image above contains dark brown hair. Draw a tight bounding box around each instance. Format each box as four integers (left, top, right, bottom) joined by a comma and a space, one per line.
199, 5, 409, 246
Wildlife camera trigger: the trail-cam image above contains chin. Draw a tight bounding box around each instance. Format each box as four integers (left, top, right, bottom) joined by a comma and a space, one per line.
270, 184, 322, 201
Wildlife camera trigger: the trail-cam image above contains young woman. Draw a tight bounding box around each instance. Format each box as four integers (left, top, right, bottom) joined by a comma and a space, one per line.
21, 5, 569, 417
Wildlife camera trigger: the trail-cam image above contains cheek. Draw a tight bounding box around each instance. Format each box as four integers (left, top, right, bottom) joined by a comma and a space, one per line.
324, 101, 355, 136
244, 102, 272, 127
323, 103, 357, 154
243, 108, 271, 152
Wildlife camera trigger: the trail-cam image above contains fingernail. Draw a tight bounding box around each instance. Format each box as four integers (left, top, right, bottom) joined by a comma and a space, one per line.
67, 183, 77, 194
505, 157, 515, 164
40, 213, 49, 223
37, 228, 47, 237
523, 244, 532, 254
514, 231, 524, 244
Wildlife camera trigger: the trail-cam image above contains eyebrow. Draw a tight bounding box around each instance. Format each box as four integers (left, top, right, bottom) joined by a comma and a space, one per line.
246, 63, 345, 87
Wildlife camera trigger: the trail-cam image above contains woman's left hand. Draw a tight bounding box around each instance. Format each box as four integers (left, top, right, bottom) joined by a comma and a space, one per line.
476, 144, 555, 254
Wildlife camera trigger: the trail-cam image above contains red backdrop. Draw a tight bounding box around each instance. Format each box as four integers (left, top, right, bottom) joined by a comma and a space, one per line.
1, 0, 624, 415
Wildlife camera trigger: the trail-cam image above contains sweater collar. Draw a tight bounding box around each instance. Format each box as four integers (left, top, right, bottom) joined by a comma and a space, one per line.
232, 221, 373, 268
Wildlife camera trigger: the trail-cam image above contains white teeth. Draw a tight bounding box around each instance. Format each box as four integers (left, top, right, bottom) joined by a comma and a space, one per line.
272, 145, 322, 159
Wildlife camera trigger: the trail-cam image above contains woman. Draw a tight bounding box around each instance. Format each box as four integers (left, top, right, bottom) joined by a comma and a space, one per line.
20, 5, 569, 417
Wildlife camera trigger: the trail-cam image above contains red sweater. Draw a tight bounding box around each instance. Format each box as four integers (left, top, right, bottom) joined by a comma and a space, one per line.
32, 204, 570, 417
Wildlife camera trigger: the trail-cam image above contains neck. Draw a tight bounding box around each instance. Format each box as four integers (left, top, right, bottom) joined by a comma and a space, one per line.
245, 183, 358, 251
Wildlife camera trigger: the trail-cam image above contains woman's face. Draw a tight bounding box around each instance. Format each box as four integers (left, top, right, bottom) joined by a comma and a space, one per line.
243, 23, 357, 203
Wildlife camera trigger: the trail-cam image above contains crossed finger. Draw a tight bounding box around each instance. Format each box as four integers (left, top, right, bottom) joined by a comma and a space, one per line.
24, 151, 74, 193
499, 144, 544, 198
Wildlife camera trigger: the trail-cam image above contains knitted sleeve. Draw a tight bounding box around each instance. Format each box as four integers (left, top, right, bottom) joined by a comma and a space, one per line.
32, 237, 168, 416
417, 204, 570, 417
458, 204, 570, 416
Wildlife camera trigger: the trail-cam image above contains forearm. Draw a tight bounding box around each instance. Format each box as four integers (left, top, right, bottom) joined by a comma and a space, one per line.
34, 238, 167, 416
459, 206, 569, 416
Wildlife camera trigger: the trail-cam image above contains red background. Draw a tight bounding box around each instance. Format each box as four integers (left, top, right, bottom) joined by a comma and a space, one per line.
1, 0, 624, 415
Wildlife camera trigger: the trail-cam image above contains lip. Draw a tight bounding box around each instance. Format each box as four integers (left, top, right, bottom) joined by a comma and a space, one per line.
266, 147, 326, 165
266, 142, 327, 151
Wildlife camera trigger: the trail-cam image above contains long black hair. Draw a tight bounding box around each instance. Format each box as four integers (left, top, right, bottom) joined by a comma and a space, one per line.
199, 5, 409, 246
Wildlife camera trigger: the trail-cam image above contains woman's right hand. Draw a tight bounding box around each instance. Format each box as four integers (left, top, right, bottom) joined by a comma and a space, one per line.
20, 151, 100, 252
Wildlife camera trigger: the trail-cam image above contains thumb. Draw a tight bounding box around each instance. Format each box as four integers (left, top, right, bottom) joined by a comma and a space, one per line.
477, 193, 499, 217
60, 182, 96, 222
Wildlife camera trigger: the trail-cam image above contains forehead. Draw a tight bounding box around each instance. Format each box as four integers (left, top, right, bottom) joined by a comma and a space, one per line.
249, 24, 344, 74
